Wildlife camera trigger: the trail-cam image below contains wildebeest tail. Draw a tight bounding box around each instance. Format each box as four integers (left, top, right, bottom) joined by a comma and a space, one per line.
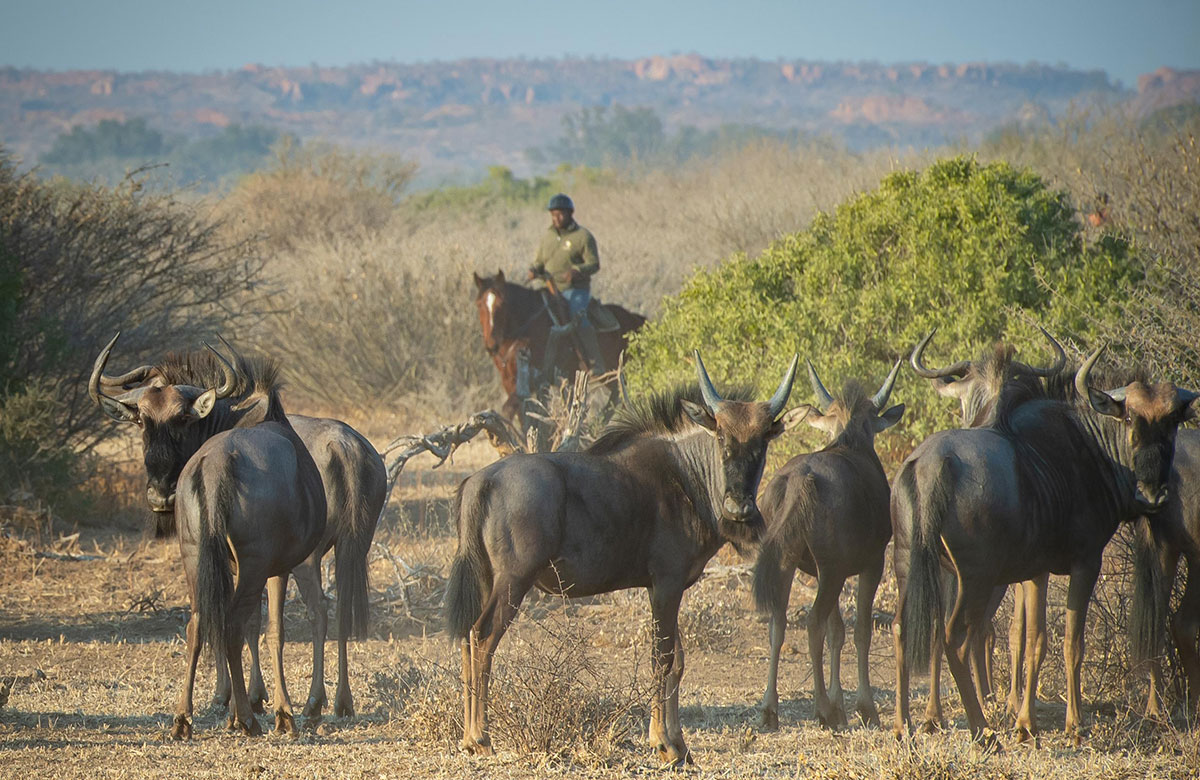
902, 458, 952, 672
194, 462, 236, 656
444, 478, 493, 641
752, 473, 815, 617
1130, 516, 1169, 664
329, 443, 383, 641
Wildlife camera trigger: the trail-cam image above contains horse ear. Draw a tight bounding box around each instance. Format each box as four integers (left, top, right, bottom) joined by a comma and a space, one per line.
473, 272, 486, 290
496, 269, 506, 283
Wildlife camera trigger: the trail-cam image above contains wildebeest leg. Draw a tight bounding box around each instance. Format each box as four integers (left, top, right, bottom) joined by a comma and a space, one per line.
334, 615, 354, 719
463, 575, 530, 755
664, 633, 689, 763
1015, 574, 1048, 743
826, 602, 848, 728
853, 556, 884, 727
226, 579, 265, 737
758, 565, 795, 730
1170, 554, 1200, 715
1006, 583, 1026, 720
892, 558, 912, 738
920, 576, 952, 733
291, 557, 330, 721
647, 586, 689, 767
1143, 550, 1178, 720
264, 575, 299, 736
172, 610, 203, 740
941, 575, 990, 740
808, 571, 846, 728
212, 642, 232, 710
245, 596, 267, 714
974, 585, 1004, 704
1063, 561, 1101, 745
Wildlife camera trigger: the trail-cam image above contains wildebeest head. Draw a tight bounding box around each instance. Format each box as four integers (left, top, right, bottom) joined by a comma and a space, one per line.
1076, 347, 1200, 512
89, 333, 238, 513
473, 270, 508, 355
911, 327, 1066, 428
781, 358, 905, 442
680, 351, 799, 541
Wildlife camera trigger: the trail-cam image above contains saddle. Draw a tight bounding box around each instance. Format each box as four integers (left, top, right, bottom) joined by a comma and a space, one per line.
587, 299, 621, 333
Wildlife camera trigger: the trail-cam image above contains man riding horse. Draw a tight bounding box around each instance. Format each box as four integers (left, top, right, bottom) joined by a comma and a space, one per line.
527, 193, 607, 373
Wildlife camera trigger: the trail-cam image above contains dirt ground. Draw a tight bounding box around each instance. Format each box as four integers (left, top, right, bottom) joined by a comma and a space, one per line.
2, 443, 1198, 779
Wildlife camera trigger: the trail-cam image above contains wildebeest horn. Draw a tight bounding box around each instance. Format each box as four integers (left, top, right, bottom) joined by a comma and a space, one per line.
694, 350, 724, 412
1026, 326, 1068, 378
90, 332, 142, 422
89, 331, 155, 392
910, 329, 971, 379
768, 355, 800, 419
872, 358, 904, 410
202, 342, 240, 399
1074, 345, 1107, 403
806, 359, 834, 412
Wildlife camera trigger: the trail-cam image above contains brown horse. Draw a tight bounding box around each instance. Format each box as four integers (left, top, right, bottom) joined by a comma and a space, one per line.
472, 270, 645, 418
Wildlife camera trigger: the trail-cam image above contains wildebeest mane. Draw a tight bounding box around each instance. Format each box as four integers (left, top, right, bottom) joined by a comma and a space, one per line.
587, 383, 754, 455
155, 349, 282, 399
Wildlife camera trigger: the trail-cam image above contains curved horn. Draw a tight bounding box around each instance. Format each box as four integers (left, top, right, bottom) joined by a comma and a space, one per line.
89, 331, 155, 393
872, 358, 904, 411
806, 359, 834, 412
202, 342, 240, 399
89, 332, 140, 423
1027, 326, 1067, 378
768, 354, 801, 419
910, 329, 972, 379
1074, 345, 1107, 402
693, 350, 724, 413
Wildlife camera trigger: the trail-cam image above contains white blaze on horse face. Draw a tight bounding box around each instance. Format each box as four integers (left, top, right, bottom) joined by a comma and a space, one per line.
484, 291, 497, 332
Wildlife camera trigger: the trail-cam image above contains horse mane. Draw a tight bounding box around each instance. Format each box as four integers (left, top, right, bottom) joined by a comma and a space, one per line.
587, 383, 755, 455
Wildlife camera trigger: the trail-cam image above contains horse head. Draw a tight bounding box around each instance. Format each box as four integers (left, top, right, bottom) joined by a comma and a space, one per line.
473, 269, 509, 355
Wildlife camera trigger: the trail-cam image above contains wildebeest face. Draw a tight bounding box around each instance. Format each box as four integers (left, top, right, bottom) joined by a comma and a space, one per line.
1077, 349, 1200, 512
682, 351, 799, 542
133, 385, 218, 512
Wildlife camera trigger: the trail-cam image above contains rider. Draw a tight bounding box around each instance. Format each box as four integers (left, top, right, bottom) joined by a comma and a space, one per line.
527, 193, 606, 373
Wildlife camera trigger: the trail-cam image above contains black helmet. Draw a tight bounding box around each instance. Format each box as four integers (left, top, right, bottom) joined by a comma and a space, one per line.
547, 193, 574, 211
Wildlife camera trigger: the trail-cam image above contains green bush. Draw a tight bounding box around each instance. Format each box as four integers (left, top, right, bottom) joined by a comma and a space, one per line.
626, 156, 1145, 456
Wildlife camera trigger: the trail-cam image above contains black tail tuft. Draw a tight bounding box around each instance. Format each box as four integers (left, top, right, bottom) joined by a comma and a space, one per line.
900, 461, 950, 672
1130, 517, 1169, 664
444, 480, 492, 640
194, 465, 235, 656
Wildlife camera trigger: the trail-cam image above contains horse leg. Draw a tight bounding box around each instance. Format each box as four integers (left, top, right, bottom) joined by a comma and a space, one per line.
245, 592, 267, 714
1015, 574, 1048, 743
758, 565, 794, 730
172, 610, 203, 740
647, 585, 689, 767
1063, 561, 1101, 745
853, 556, 884, 728
292, 556, 330, 721
226, 578, 265, 737
463, 575, 531, 755
1006, 582, 1027, 720
265, 574, 298, 736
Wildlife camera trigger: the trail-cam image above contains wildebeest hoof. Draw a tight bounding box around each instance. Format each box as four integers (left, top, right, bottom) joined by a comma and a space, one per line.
249, 696, 267, 715
333, 692, 354, 718
229, 715, 262, 736
759, 707, 779, 731
973, 729, 1003, 755
461, 734, 493, 755
171, 715, 192, 741
918, 718, 943, 734
302, 695, 324, 719
274, 709, 298, 737
857, 703, 881, 729
654, 740, 691, 769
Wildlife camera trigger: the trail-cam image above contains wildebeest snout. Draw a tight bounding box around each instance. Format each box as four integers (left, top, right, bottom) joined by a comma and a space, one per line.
723, 494, 758, 522
146, 485, 176, 513
1134, 481, 1169, 512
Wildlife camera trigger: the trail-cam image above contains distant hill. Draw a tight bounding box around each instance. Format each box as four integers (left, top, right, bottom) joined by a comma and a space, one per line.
1, 57, 1196, 183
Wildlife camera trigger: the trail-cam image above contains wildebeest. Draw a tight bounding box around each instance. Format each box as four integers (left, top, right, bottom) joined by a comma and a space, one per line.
893, 347, 1198, 744
91, 336, 385, 721
472, 270, 645, 419
908, 329, 1064, 732
445, 351, 798, 766
91, 338, 328, 737
753, 358, 904, 730
1130, 428, 1200, 719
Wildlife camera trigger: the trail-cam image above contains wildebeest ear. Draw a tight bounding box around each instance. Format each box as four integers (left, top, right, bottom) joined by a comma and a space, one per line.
1087, 387, 1125, 420
875, 403, 906, 432
933, 377, 971, 400
680, 399, 717, 432
779, 405, 813, 432
473, 272, 486, 290
496, 269, 506, 283
190, 388, 218, 419
99, 395, 140, 424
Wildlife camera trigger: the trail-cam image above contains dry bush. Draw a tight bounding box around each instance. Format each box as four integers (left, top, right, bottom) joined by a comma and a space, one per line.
218, 140, 416, 255
369, 659, 461, 747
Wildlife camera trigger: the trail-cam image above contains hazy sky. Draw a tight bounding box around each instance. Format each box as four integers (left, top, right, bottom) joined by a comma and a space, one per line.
3, 0, 1197, 89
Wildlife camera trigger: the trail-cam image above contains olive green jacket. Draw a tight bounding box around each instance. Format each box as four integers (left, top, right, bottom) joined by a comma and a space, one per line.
532, 222, 599, 289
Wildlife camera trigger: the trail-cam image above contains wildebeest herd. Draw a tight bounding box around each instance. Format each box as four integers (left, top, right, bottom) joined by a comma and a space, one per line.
86, 323, 1200, 767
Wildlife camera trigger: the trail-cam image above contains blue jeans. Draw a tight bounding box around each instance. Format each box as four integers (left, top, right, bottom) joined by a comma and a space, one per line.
561, 287, 591, 324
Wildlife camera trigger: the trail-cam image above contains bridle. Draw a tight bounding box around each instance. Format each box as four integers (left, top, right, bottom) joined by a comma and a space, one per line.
478, 286, 548, 356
